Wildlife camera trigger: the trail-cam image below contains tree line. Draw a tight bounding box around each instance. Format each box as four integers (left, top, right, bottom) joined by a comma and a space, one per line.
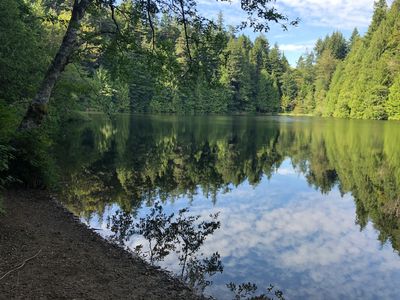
1, 0, 399, 121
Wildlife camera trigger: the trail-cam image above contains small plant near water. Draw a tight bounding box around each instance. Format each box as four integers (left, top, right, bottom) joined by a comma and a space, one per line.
108, 202, 223, 292
227, 282, 285, 300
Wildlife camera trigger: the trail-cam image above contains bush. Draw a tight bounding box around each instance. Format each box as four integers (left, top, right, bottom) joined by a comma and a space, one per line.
0, 144, 16, 214
10, 129, 59, 189
0, 100, 60, 190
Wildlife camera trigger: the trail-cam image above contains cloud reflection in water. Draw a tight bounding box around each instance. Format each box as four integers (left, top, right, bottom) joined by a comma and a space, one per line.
86, 159, 400, 300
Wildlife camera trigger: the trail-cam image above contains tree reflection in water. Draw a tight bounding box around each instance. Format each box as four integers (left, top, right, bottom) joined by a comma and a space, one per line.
107, 202, 222, 292
107, 201, 285, 299
55, 115, 400, 254
227, 282, 285, 300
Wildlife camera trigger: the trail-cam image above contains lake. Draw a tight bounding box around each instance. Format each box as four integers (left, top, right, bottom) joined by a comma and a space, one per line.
55, 114, 400, 300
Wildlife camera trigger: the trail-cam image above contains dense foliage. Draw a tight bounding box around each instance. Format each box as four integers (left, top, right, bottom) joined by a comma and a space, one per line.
294, 0, 400, 119
70, 7, 288, 114
321, 0, 400, 120
267, 0, 398, 119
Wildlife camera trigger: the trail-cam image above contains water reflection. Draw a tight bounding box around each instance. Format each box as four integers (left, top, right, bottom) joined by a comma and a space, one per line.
55, 114, 400, 299
108, 203, 222, 291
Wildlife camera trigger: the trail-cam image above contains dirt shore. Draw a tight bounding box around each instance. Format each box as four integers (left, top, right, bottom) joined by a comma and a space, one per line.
0, 190, 201, 300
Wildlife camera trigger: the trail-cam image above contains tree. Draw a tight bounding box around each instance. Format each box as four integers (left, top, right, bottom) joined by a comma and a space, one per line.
19, 0, 92, 130
268, 44, 288, 92
220, 36, 254, 111
349, 27, 360, 49
293, 52, 315, 113
256, 70, 279, 112
365, 0, 388, 43
386, 74, 400, 120
314, 49, 338, 113
0, 0, 48, 103
314, 31, 348, 60
250, 35, 270, 94
280, 70, 297, 111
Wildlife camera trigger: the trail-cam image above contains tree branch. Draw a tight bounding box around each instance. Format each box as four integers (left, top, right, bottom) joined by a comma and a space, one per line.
109, 3, 121, 35
179, 0, 192, 61
147, 0, 156, 50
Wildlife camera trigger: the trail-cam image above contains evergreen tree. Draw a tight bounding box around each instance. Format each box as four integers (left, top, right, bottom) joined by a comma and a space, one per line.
281, 71, 298, 100
294, 53, 315, 113
268, 44, 288, 93
314, 49, 338, 115
220, 36, 254, 112
365, 0, 388, 43
314, 32, 348, 60
386, 74, 400, 120
349, 28, 360, 49
256, 70, 279, 112
250, 35, 270, 95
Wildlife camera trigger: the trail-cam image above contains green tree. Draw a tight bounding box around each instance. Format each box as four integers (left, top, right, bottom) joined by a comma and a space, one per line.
280, 70, 298, 112
349, 28, 360, 49
294, 53, 315, 113
386, 74, 400, 120
268, 44, 289, 94
256, 70, 280, 112
0, 0, 48, 103
314, 31, 348, 60
220, 36, 254, 111
314, 49, 338, 115
365, 0, 388, 43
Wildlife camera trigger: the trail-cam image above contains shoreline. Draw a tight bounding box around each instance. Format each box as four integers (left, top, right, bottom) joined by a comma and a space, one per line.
0, 190, 201, 300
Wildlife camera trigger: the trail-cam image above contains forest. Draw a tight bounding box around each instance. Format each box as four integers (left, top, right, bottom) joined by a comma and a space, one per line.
1, 0, 399, 122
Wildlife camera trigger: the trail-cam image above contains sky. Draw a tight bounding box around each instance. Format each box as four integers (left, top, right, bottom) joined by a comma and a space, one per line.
196, 0, 387, 65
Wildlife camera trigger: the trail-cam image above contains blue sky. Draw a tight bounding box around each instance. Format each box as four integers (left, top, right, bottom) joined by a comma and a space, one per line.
196, 0, 388, 65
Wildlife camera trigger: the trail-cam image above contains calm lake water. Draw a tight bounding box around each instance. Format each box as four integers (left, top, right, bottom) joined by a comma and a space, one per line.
56, 114, 400, 300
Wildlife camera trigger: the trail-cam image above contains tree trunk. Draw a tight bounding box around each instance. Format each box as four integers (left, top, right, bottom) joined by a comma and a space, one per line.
19, 0, 92, 131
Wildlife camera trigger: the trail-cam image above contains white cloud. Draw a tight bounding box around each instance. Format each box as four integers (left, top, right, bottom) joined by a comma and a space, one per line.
278, 0, 378, 29
194, 190, 400, 299
279, 42, 315, 52
197, 0, 389, 30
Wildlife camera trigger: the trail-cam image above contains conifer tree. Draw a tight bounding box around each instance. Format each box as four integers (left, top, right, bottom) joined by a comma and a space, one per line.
365, 0, 388, 43
386, 74, 400, 120
349, 28, 360, 49
256, 70, 279, 112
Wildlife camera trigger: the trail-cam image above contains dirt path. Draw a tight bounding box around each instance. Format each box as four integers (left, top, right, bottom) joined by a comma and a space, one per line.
0, 190, 201, 300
